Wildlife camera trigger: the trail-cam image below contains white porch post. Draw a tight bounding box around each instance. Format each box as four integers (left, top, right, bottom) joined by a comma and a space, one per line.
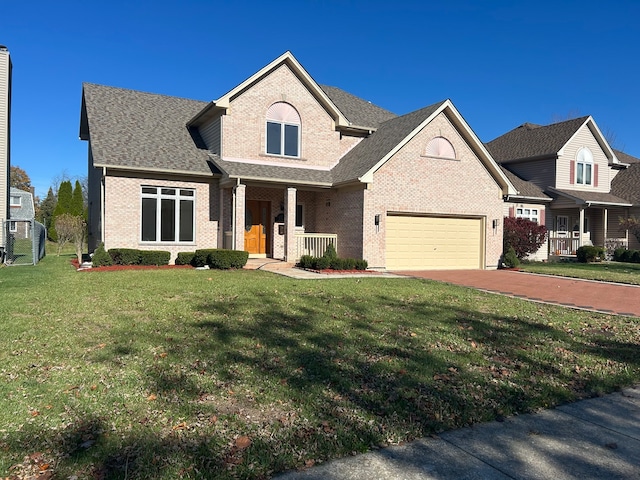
284, 187, 297, 262
578, 207, 585, 249
603, 208, 608, 246
233, 183, 246, 251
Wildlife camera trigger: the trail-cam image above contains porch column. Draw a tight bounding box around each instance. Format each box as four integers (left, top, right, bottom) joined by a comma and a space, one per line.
218, 188, 224, 249
578, 207, 585, 249
284, 187, 297, 262
233, 183, 246, 251
603, 208, 608, 247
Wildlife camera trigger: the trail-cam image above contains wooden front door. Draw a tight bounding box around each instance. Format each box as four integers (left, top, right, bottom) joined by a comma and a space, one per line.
244, 200, 270, 255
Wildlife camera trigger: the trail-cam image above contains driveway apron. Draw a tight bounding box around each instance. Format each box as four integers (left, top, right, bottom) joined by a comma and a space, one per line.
397, 270, 640, 317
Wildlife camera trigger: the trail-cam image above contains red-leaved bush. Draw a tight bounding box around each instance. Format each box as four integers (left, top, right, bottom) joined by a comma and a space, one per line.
503, 216, 548, 260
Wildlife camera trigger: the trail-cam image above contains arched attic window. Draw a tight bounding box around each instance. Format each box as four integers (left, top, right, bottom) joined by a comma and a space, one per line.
266, 102, 301, 157
425, 136, 456, 159
575, 147, 594, 186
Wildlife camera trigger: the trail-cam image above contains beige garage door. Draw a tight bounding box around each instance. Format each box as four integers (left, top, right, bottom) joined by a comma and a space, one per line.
386, 215, 484, 270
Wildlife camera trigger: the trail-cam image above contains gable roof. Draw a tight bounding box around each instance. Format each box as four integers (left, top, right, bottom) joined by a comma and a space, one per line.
613, 149, 640, 164
486, 117, 590, 162
332, 99, 516, 195
500, 166, 551, 202
319, 85, 397, 129
611, 162, 640, 205
9, 187, 35, 220
80, 83, 214, 175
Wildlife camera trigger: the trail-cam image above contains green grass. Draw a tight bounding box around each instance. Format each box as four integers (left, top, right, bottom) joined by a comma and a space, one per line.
1, 256, 639, 479
519, 261, 640, 285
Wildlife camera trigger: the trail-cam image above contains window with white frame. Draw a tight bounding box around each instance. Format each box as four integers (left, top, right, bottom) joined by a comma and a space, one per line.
10, 195, 21, 207
266, 102, 300, 157
141, 186, 195, 242
516, 207, 539, 223
576, 147, 593, 185
9, 221, 17, 232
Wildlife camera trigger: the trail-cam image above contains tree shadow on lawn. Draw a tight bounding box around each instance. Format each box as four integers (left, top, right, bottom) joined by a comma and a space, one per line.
4, 280, 639, 479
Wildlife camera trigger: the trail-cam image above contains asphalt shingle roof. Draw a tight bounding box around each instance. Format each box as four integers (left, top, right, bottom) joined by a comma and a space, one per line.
331, 101, 446, 184
320, 85, 397, 129
500, 167, 551, 200
613, 149, 640, 164
486, 117, 589, 163
551, 188, 632, 206
611, 162, 640, 205
81, 83, 214, 174
209, 156, 333, 185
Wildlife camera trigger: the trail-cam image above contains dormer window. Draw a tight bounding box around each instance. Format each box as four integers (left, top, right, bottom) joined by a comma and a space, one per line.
266, 102, 300, 157
10, 195, 21, 207
576, 147, 593, 185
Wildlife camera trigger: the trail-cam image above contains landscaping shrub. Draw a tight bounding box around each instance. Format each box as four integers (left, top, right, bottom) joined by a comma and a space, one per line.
621, 249, 636, 263
109, 248, 141, 266
503, 216, 547, 260
91, 242, 113, 267
139, 250, 171, 266
298, 255, 314, 269
613, 247, 627, 262
354, 259, 368, 270
323, 243, 338, 260
192, 249, 217, 268
175, 252, 195, 266
192, 249, 248, 269
502, 245, 520, 268
314, 255, 331, 270
576, 245, 605, 263
633, 250, 640, 264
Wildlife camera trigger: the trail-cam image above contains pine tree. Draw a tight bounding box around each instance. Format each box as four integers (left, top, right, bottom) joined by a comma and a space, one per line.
71, 180, 84, 217
36, 187, 57, 233
49, 181, 73, 242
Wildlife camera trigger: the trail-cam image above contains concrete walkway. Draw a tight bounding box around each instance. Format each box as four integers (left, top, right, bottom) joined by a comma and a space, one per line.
397, 269, 640, 317
275, 385, 640, 480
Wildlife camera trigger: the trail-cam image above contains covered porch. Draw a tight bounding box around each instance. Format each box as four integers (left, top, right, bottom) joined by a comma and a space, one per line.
219, 182, 340, 262
547, 188, 632, 259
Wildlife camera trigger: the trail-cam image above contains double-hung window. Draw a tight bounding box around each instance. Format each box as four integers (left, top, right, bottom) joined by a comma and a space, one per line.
141, 186, 194, 242
266, 102, 300, 157
576, 148, 593, 185
10, 195, 21, 207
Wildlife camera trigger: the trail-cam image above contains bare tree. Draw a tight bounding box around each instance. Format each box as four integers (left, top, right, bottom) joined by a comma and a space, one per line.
54, 213, 85, 260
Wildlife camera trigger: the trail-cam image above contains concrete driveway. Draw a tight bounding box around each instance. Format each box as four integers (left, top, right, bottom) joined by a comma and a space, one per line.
396, 269, 640, 317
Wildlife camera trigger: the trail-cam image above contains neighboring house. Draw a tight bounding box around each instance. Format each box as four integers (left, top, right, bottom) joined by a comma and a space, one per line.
611, 156, 640, 250
8, 187, 35, 239
80, 51, 516, 270
487, 117, 635, 259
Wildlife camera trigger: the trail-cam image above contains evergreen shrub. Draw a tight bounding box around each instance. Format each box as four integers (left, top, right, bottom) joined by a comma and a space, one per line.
175, 252, 195, 265
576, 245, 605, 263
92, 243, 113, 267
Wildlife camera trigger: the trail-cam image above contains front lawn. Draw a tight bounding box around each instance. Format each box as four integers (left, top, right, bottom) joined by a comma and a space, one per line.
1, 256, 639, 479
519, 261, 640, 285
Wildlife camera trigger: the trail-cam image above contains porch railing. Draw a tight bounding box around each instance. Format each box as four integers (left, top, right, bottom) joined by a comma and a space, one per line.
295, 233, 337, 260
549, 236, 580, 256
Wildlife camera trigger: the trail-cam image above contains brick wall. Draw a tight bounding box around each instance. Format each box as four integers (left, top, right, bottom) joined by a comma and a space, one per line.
365, 112, 505, 269
103, 173, 219, 262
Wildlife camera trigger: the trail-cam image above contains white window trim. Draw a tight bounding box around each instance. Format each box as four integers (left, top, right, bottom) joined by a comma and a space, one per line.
516, 207, 539, 223
10, 195, 21, 207
140, 186, 196, 244
266, 120, 301, 158
9, 221, 17, 233
576, 147, 593, 186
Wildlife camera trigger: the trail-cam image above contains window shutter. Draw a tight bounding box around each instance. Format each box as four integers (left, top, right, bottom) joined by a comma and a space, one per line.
539, 208, 545, 226
594, 164, 599, 187
569, 160, 575, 184
508, 206, 515, 217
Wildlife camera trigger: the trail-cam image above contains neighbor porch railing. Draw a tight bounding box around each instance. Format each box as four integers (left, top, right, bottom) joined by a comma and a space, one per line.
295, 233, 337, 260
549, 236, 580, 256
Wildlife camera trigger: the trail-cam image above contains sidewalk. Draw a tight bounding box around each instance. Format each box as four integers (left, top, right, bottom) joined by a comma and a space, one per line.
275, 384, 640, 479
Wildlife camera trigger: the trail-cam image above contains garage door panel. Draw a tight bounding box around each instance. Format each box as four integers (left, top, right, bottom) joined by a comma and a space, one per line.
386, 215, 483, 270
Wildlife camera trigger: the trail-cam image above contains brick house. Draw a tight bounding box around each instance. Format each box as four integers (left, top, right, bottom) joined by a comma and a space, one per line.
487, 116, 639, 260
80, 51, 516, 269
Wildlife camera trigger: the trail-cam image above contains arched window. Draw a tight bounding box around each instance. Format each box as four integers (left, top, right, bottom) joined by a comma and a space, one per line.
266, 102, 300, 157
425, 136, 456, 159
576, 147, 593, 185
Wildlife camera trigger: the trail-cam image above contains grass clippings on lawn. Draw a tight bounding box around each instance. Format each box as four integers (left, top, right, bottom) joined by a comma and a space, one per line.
1, 255, 639, 479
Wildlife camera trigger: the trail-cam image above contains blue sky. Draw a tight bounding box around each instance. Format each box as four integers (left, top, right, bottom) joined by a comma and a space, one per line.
3, 0, 640, 198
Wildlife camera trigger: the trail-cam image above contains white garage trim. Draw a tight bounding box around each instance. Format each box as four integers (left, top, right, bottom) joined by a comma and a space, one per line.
386, 213, 486, 270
